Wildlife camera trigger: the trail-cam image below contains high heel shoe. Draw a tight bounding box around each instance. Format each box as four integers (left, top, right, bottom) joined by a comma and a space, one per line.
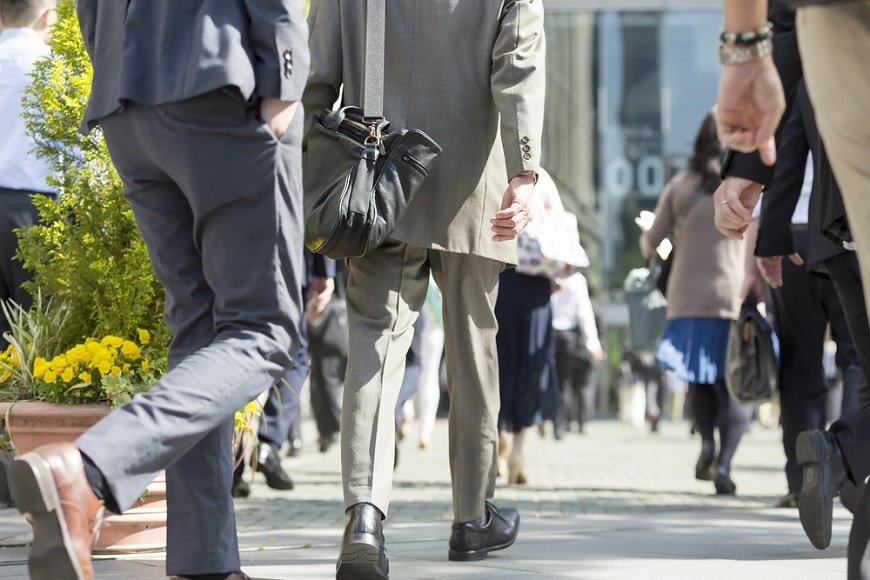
507, 455, 527, 485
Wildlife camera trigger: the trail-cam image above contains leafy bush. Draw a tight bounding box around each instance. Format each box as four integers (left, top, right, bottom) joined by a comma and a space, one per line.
16, 0, 168, 353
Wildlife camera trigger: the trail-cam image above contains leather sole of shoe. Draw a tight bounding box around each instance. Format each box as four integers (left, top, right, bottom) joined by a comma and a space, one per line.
336, 542, 389, 580
8, 455, 86, 580
796, 431, 834, 550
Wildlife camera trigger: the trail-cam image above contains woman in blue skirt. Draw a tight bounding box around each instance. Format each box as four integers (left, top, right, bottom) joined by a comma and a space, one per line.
640, 111, 753, 495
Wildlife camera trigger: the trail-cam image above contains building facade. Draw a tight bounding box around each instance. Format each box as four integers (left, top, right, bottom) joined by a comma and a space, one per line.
542, 0, 722, 304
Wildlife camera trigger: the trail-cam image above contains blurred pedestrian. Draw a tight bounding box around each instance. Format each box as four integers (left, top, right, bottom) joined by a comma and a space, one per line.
641, 111, 752, 495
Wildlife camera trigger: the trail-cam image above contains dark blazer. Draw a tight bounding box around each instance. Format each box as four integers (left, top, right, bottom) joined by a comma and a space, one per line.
77, 0, 310, 130
720, 0, 802, 187
755, 81, 846, 272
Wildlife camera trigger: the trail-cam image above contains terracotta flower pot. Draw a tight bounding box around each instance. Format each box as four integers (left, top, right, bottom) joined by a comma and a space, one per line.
0, 401, 167, 553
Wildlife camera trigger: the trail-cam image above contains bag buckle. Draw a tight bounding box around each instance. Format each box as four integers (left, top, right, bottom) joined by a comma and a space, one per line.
363, 118, 388, 146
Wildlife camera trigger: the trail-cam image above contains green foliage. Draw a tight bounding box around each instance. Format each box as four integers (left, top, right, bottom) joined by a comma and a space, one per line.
16, 0, 169, 354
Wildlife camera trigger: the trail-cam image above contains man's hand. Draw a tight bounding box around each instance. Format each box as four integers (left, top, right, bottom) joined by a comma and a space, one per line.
491, 174, 535, 242
756, 254, 803, 288
305, 276, 335, 322
741, 269, 765, 301
713, 177, 763, 239
716, 56, 785, 166
260, 98, 299, 140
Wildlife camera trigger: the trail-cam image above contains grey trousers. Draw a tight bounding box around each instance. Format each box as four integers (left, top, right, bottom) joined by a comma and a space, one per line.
342, 239, 502, 523
75, 89, 304, 576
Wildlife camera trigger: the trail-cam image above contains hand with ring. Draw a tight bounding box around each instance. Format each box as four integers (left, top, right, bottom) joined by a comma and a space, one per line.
713, 176, 763, 239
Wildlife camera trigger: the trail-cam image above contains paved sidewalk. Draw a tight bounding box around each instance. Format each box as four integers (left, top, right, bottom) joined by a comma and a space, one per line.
0, 418, 850, 579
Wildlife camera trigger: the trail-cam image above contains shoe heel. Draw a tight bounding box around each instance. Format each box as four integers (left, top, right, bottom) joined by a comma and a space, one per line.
336, 542, 386, 579
8, 456, 57, 516
796, 431, 822, 468
8, 456, 84, 580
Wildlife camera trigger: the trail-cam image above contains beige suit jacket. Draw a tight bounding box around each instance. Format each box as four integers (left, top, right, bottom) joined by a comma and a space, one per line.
303, 0, 546, 263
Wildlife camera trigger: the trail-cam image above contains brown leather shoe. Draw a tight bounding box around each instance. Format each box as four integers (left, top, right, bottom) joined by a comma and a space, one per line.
7, 442, 105, 580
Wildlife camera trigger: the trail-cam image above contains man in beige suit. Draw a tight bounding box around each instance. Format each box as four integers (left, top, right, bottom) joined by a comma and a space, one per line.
303, 1, 545, 578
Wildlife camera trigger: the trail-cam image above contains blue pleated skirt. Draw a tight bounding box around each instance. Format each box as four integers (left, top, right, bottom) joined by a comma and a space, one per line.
656, 318, 731, 385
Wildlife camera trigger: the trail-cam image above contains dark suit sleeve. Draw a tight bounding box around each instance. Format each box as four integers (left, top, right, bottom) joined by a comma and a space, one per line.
243, 0, 310, 101
755, 89, 810, 257
76, 0, 97, 57
720, 26, 802, 187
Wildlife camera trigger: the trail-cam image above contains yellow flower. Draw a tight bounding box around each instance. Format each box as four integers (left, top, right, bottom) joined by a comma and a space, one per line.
111, 366, 122, 377
97, 360, 112, 375
44, 370, 57, 383
50, 355, 69, 372
100, 335, 124, 348
137, 328, 151, 345
0, 370, 10, 383
78, 371, 92, 385
33, 357, 49, 378
141, 358, 151, 373
66, 344, 89, 366
121, 341, 141, 361
60, 367, 74, 383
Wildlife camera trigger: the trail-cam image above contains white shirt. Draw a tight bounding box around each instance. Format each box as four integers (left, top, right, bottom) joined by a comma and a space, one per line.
0, 28, 54, 193
551, 272, 602, 354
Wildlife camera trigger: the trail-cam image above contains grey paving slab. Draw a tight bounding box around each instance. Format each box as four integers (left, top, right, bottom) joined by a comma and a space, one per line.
0, 418, 852, 578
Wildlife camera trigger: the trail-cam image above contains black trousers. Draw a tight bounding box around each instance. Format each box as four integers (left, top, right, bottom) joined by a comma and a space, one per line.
772, 232, 859, 494
308, 297, 348, 441
823, 251, 870, 580
0, 189, 49, 346
259, 321, 310, 447
555, 328, 595, 427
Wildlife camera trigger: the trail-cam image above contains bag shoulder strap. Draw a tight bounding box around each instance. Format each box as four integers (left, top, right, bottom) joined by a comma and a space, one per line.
363, 0, 385, 120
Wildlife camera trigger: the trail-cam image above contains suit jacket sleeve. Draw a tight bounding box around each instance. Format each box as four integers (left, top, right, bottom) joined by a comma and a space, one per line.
491, 0, 546, 180
755, 90, 809, 257
302, 0, 343, 143
242, 0, 310, 101
720, 23, 802, 186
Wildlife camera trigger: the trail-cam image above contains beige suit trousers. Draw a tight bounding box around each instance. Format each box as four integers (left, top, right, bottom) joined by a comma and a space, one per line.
341, 239, 503, 522
798, 2, 870, 313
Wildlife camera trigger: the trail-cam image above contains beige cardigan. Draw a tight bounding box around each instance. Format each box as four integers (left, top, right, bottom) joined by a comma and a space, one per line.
642, 171, 746, 321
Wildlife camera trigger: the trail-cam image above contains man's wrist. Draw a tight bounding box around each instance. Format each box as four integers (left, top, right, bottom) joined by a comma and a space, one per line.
513, 172, 537, 185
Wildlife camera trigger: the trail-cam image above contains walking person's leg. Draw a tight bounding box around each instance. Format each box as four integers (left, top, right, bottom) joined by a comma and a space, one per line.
713, 380, 752, 495
8, 94, 305, 579
432, 251, 520, 561
336, 240, 428, 579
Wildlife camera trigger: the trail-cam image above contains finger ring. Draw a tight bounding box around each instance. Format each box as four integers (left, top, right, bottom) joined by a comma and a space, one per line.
719, 200, 730, 207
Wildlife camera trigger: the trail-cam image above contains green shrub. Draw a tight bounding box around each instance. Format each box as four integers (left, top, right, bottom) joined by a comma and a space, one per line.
16, 0, 169, 354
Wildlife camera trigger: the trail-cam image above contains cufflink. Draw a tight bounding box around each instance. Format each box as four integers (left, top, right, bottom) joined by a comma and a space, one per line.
283, 50, 293, 78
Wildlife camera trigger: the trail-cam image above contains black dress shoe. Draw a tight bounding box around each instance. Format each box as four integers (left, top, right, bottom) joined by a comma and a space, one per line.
448, 500, 520, 561
256, 442, 294, 490
231, 478, 251, 499
320, 433, 337, 453
336, 503, 389, 580
714, 472, 736, 495
796, 430, 847, 549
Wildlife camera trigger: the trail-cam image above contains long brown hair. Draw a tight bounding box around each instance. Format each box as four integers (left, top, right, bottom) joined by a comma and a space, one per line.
687, 110, 725, 194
